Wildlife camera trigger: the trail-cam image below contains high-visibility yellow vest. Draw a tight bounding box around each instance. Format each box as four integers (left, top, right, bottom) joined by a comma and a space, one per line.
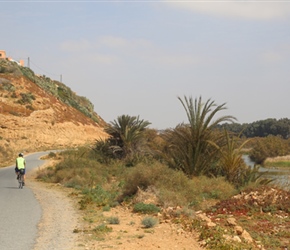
16, 157, 25, 169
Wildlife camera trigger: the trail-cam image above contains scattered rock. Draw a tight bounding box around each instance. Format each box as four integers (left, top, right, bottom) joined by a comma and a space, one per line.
241, 229, 253, 243
226, 217, 237, 226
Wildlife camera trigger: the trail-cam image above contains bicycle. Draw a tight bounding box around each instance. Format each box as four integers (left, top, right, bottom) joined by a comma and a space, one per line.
18, 169, 25, 189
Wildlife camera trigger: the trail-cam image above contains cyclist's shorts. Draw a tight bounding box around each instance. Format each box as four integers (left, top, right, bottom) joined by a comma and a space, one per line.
15, 168, 25, 174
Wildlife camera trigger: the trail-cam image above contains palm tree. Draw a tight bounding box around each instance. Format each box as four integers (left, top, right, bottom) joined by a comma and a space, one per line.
210, 130, 252, 186
162, 96, 236, 177
105, 115, 151, 161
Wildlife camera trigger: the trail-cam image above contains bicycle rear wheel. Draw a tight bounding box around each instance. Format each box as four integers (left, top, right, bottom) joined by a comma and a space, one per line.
18, 174, 24, 189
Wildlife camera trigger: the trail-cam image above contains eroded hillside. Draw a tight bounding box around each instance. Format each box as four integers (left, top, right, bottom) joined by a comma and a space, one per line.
0, 59, 108, 166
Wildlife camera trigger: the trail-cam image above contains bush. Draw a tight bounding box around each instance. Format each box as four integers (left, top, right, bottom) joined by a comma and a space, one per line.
102, 205, 111, 211
249, 136, 290, 164
119, 162, 175, 200
0, 78, 15, 91
107, 216, 120, 224
17, 92, 35, 105
48, 152, 57, 158
81, 185, 118, 207
133, 203, 160, 214
141, 217, 158, 228
118, 161, 237, 209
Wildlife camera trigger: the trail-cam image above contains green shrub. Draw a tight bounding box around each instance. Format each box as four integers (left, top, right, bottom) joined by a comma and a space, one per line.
249, 136, 290, 164
141, 217, 158, 228
191, 176, 236, 200
81, 185, 118, 207
107, 216, 120, 224
0, 60, 22, 75
93, 224, 112, 234
48, 152, 57, 158
17, 92, 35, 105
119, 162, 174, 199
102, 205, 111, 211
0, 79, 15, 91
133, 203, 160, 214
119, 161, 237, 209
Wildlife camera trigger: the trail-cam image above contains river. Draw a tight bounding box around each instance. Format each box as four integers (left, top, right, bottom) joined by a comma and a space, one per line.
243, 155, 290, 190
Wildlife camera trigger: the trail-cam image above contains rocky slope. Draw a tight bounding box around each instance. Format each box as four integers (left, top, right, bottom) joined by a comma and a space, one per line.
0, 59, 108, 166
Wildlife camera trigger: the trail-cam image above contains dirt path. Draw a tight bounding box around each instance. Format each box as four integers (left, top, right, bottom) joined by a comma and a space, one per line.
28, 172, 203, 250
28, 180, 81, 250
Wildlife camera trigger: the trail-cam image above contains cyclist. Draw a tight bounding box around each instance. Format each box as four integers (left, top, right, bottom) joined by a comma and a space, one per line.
15, 153, 26, 185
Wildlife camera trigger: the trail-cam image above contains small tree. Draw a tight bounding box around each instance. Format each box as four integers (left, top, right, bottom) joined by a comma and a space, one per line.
210, 130, 252, 187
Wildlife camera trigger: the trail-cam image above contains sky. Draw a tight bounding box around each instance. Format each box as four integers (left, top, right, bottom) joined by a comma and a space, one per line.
1, 0, 290, 129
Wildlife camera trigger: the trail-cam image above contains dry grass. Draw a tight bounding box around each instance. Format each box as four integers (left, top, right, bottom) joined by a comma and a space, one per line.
265, 154, 290, 163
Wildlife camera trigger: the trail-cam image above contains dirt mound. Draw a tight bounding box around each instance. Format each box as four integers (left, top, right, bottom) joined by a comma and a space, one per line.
202, 186, 290, 248
212, 186, 290, 215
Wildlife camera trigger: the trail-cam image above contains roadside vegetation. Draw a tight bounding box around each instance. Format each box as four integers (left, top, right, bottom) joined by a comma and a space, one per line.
36, 95, 290, 249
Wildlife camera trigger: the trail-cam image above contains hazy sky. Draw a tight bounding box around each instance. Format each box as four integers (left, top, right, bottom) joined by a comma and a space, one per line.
2, 1, 290, 129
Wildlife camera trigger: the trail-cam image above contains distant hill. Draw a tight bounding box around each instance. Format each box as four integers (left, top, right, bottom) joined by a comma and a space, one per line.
0, 59, 108, 166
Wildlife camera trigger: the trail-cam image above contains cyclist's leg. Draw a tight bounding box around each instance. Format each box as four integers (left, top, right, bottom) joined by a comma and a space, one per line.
22, 175, 25, 185
15, 167, 19, 179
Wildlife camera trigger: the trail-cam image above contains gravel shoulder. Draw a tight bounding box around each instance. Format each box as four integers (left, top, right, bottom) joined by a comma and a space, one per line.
28, 176, 81, 250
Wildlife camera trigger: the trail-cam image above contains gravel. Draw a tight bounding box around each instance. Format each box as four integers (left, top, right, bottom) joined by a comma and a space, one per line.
28, 177, 82, 250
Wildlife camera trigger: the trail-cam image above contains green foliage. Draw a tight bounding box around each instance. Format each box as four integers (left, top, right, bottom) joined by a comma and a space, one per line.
249, 135, 290, 164
133, 203, 160, 214
118, 161, 236, 208
199, 225, 246, 249
79, 185, 118, 210
47, 152, 57, 158
264, 161, 290, 168
93, 224, 112, 234
20, 66, 37, 82
17, 92, 35, 105
0, 78, 15, 91
37, 148, 114, 187
102, 205, 111, 211
0, 59, 22, 75
81, 185, 118, 207
210, 130, 254, 187
141, 217, 158, 228
189, 176, 237, 209
94, 139, 116, 164
161, 96, 236, 177
119, 163, 160, 199
102, 115, 151, 164
218, 118, 290, 139
26, 105, 34, 111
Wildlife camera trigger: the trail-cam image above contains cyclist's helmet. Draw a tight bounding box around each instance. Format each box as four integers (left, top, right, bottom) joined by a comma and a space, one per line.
19, 153, 24, 157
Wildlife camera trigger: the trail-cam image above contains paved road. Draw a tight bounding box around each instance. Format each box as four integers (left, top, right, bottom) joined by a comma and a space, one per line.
0, 151, 53, 250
